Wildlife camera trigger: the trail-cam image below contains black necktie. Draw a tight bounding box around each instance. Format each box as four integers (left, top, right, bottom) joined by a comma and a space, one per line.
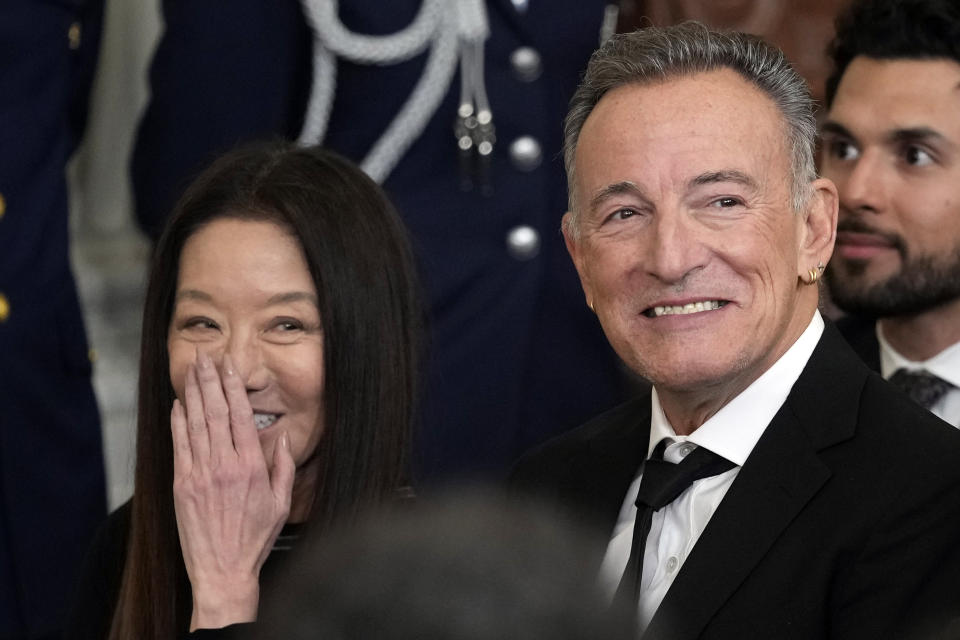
889, 368, 953, 410
616, 440, 735, 602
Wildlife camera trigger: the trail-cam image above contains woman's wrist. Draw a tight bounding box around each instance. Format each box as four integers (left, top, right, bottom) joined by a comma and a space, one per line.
189, 579, 260, 630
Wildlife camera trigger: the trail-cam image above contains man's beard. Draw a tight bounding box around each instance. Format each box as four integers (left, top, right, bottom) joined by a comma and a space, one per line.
827, 218, 960, 317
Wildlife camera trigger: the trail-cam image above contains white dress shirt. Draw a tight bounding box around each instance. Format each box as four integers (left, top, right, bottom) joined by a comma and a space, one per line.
877, 326, 960, 428
598, 312, 825, 629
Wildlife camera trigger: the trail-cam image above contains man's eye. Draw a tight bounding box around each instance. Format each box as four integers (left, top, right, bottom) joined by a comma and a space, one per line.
829, 139, 859, 161
904, 146, 934, 167
610, 208, 637, 221
711, 197, 741, 209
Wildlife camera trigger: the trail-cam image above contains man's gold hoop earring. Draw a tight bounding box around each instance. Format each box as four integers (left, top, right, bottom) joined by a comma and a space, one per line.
806, 261, 825, 285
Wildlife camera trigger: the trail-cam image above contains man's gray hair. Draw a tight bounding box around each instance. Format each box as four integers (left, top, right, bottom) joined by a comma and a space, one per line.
564, 22, 817, 232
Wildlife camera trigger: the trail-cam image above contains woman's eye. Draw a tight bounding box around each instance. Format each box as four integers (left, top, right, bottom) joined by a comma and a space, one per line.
183, 317, 219, 331
904, 146, 934, 167
272, 319, 304, 332
264, 318, 309, 343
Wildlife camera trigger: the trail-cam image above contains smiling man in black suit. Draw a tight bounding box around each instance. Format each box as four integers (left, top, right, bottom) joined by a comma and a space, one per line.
511, 22, 960, 639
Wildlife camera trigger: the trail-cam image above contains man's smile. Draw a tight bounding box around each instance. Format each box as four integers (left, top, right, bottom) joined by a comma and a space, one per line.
642, 299, 730, 318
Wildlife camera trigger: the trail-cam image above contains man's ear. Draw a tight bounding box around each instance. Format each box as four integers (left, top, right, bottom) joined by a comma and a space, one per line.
797, 178, 839, 279
561, 211, 595, 309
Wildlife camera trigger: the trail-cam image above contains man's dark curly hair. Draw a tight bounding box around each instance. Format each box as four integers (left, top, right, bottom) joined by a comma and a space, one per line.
825, 0, 960, 107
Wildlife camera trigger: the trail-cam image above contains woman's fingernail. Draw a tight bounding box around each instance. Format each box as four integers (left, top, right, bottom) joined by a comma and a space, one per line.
223, 353, 235, 377
197, 349, 211, 369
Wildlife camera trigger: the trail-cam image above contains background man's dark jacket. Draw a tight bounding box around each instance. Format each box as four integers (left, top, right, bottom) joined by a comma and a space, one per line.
836, 314, 881, 372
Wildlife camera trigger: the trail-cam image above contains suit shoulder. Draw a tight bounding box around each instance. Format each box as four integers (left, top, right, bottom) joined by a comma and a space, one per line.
509, 393, 650, 487
508, 394, 651, 533
859, 373, 960, 464
833, 374, 960, 520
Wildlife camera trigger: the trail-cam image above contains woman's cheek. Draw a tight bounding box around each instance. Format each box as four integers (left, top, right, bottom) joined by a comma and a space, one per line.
167, 338, 193, 401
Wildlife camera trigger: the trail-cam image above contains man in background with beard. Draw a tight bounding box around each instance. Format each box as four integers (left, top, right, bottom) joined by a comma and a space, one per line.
821, 0, 960, 427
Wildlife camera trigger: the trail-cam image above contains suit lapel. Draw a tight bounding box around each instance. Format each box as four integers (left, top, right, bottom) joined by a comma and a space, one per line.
562, 394, 653, 536
645, 407, 830, 639
645, 323, 868, 639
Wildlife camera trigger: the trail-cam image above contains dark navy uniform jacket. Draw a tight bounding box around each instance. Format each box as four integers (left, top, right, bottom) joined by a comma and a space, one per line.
132, 0, 628, 482
0, 0, 107, 637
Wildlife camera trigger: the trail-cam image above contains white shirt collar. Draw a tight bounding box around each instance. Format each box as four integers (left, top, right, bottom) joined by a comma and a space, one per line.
648, 311, 825, 466
876, 325, 960, 389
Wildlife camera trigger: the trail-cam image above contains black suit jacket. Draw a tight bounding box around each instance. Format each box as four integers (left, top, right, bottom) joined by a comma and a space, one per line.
836, 314, 881, 373
511, 323, 960, 639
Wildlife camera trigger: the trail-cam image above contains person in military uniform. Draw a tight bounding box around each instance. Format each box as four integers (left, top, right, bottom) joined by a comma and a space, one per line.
0, 1, 108, 637
131, 0, 629, 483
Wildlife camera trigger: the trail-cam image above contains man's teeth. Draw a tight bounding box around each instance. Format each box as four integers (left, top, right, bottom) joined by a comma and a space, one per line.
254, 413, 279, 430
652, 300, 725, 317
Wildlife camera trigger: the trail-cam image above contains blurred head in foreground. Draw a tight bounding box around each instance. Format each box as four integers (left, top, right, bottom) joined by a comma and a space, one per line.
251, 491, 635, 640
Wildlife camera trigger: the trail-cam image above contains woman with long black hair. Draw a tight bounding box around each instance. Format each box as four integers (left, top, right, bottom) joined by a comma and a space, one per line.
68, 142, 422, 638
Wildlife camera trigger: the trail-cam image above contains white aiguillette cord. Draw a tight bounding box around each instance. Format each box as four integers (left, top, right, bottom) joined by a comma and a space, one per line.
298, 0, 491, 184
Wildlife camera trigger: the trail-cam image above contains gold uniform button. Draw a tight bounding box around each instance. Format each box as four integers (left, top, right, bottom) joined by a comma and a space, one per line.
68, 22, 82, 50
0, 293, 9, 323
0, 192, 5, 219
